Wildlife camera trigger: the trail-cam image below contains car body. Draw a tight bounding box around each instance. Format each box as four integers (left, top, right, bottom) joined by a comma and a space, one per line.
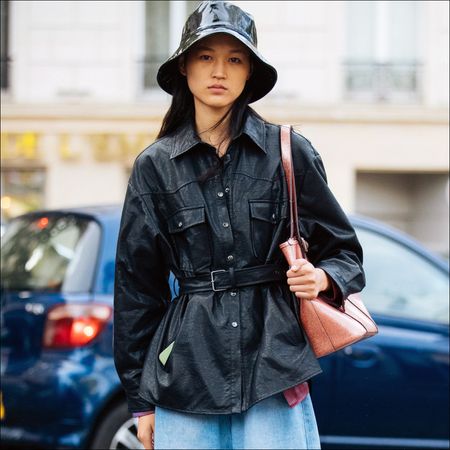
1, 205, 448, 449
0, 220, 7, 238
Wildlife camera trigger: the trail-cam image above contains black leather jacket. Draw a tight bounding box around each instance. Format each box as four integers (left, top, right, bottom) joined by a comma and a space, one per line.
113, 107, 365, 414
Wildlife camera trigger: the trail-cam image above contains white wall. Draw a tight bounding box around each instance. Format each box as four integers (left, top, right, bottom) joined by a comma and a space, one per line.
9, 0, 142, 103
423, 0, 450, 107
6, 0, 449, 106
233, 0, 449, 107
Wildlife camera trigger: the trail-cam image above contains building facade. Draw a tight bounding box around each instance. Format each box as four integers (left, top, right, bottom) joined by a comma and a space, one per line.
1, 0, 449, 256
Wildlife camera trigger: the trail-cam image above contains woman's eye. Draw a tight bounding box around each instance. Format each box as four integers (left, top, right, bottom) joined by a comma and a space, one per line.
199, 54, 212, 61
229, 57, 241, 63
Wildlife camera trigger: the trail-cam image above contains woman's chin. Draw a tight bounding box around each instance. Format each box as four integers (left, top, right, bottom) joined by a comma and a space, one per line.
202, 97, 236, 110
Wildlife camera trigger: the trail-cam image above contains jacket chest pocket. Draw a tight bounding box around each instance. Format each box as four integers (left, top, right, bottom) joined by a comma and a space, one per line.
167, 205, 212, 273
249, 200, 284, 263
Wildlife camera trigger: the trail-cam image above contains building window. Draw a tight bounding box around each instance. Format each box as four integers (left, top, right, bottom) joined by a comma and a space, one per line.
343, 1, 422, 102
1, 0, 10, 90
1, 168, 46, 223
143, 1, 199, 90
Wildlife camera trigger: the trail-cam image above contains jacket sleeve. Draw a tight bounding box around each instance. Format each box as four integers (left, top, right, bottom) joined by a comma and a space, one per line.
113, 170, 171, 414
292, 132, 366, 307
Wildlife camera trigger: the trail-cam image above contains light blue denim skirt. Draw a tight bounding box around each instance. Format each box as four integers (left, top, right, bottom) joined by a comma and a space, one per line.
154, 392, 321, 449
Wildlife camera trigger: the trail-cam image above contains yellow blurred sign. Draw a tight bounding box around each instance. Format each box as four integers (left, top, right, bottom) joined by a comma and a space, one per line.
90, 132, 155, 161
0, 131, 157, 162
1, 392, 5, 420
59, 133, 78, 160
0, 132, 40, 160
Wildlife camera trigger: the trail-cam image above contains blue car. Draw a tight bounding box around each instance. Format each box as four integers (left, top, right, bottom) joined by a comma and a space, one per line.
1, 205, 448, 449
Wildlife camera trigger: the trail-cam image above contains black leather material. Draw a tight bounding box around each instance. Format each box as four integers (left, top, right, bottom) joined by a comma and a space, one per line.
178, 263, 286, 294
113, 106, 366, 414
157, 0, 278, 103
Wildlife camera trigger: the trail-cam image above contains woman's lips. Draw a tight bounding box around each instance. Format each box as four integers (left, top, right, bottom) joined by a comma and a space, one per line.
208, 85, 227, 92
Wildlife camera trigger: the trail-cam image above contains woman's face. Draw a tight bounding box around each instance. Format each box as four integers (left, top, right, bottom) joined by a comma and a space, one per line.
179, 33, 252, 113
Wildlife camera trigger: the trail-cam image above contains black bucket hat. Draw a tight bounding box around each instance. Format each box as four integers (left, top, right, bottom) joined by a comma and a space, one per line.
156, 0, 278, 103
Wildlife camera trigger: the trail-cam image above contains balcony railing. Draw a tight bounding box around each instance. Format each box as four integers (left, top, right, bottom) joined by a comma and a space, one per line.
343, 61, 423, 103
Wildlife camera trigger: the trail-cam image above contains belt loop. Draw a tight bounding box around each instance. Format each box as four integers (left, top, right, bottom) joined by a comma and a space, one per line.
229, 267, 236, 288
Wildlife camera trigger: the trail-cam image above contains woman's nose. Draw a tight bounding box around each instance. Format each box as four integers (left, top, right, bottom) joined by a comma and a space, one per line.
211, 59, 226, 78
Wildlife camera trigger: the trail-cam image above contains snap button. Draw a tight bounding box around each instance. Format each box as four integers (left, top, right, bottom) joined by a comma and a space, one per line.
231, 321, 238, 328
178, 221, 183, 228
230, 291, 237, 296
217, 191, 224, 198
227, 255, 234, 261
272, 213, 276, 220
224, 187, 230, 193
222, 222, 229, 228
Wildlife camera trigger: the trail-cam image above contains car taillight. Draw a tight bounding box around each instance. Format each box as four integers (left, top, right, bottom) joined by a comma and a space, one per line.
43, 304, 112, 349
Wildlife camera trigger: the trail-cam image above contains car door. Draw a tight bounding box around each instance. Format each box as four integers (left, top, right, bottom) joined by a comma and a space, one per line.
323, 225, 449, 450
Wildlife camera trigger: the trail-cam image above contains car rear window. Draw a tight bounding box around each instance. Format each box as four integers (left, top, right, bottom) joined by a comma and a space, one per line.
1, 214, 101, 293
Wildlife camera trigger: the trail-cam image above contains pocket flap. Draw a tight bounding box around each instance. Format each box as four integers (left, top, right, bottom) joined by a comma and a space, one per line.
167, 206, 206, 233
249, 200, 279, 223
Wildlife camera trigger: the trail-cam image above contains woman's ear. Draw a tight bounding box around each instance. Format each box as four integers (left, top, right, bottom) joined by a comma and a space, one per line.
178, 55, 187, 76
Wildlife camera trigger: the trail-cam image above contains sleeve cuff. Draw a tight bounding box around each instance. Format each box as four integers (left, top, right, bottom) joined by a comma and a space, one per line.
132, 410, 155, 417
127, 393, 156, 415
317, 267, 344, 308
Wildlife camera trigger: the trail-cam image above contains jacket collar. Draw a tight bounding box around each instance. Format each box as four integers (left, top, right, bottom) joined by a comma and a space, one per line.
169, 107, 266, 159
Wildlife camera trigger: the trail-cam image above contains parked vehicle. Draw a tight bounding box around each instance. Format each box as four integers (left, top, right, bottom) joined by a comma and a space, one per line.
0, 220, 7, 238
1, 206, 448, 449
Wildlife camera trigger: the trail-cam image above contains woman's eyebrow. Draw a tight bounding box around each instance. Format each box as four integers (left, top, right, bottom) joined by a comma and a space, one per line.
195, 45, 247, 54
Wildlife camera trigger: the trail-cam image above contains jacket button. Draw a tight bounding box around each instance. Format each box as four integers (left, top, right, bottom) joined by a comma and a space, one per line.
222, 222, 229, 228
224, 187, 230, 193
227, 255, 234, 261
230, 291, 237, 296
272, 213, 276, 220
217, 191, 224, 197
178, 221, 183, 228
231, 321, 238, 327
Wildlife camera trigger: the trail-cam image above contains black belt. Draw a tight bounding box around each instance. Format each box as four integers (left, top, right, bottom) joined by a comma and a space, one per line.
178, 264, 287, 294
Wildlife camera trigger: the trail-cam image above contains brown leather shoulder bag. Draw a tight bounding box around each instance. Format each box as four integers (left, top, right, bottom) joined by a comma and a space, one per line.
278, 124, 378, 358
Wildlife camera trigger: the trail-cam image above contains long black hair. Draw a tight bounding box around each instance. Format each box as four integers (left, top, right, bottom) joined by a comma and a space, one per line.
156, 54, 267, 184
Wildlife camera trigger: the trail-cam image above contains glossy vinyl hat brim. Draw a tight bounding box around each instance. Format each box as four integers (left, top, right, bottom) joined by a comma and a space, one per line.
156, 28, 278, 103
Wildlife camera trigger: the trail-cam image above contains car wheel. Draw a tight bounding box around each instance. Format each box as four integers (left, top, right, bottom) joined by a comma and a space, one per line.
90, 402, 144, 449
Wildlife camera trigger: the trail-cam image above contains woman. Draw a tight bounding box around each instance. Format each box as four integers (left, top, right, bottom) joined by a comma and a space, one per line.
113, 1, 365, 449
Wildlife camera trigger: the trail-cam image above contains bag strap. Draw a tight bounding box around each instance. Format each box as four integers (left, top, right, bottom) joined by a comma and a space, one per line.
280, 124, 308, 257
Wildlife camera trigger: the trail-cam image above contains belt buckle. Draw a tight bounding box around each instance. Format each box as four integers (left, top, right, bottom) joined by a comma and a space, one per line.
210, 269, 227, 292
